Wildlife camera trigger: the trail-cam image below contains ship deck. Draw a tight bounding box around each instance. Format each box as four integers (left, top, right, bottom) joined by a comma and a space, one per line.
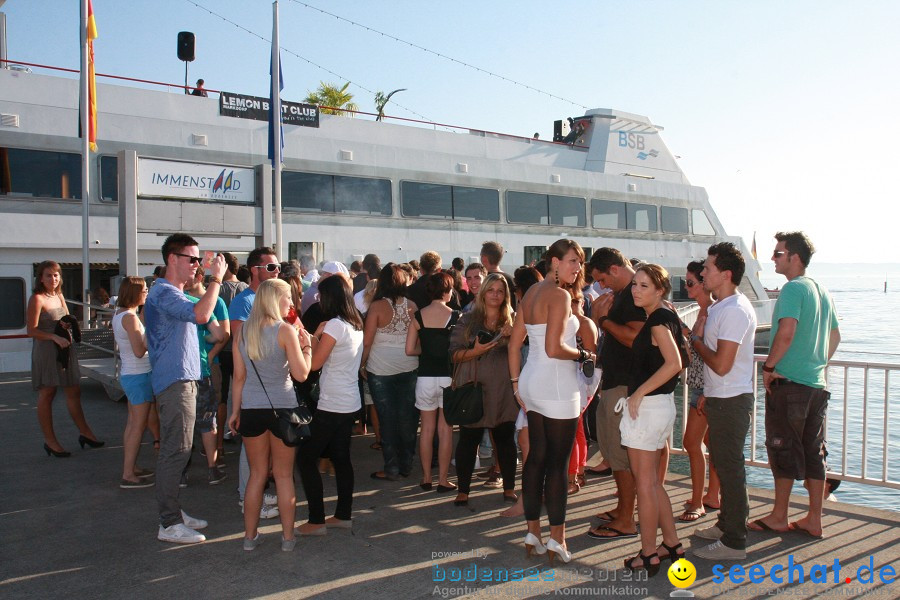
0, 373, 897, 599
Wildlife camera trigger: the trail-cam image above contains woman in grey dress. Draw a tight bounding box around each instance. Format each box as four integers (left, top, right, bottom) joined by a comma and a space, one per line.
27, 261, 102, 457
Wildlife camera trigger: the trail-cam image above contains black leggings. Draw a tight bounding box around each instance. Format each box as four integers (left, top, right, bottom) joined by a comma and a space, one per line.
523, 412, 579, 526
455, 422, 517, 494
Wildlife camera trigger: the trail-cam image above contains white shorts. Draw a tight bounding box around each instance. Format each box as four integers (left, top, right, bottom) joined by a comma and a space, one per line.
515, 408, 528, 431
619, 393, 676, 452
415, 376, 451, 411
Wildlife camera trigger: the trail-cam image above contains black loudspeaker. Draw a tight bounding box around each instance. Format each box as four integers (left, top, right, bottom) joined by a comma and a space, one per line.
177, 32, 195, 62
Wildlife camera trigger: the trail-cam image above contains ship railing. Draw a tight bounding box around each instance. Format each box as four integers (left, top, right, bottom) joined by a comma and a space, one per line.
670, 355, 900, 491
1, 57, 587, 148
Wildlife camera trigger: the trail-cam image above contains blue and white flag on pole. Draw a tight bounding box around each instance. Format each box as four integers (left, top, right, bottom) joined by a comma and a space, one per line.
267, 44, 283, 163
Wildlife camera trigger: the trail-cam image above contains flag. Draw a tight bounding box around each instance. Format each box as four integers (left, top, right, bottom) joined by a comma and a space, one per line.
267, 48, 283, 163
87, 0, 98, 152
751, 231, 758, 260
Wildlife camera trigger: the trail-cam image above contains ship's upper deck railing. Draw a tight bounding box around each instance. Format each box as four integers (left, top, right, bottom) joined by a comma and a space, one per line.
1, 57, 587, 149
671, 356, 900, 491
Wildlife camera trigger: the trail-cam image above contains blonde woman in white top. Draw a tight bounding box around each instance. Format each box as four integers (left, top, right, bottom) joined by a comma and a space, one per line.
113, 276, 159, 488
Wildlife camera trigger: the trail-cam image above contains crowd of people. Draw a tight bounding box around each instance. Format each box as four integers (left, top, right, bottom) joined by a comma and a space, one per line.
28, 232, 840, 571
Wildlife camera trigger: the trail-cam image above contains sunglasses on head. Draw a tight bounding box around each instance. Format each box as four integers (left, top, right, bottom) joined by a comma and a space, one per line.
173, 252, 202, 265
253, 263, 280, 272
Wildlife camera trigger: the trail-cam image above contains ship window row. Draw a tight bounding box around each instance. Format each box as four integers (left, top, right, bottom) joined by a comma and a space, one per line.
1, 149, 716, 235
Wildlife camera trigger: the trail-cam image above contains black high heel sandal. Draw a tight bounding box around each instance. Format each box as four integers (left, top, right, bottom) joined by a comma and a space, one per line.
624, 551, 660, 576
658, 541, 685, 563
78, 435, 105, 449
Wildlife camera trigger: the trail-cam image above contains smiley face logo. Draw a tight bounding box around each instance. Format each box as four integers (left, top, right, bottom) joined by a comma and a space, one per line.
668, 558, 696, 588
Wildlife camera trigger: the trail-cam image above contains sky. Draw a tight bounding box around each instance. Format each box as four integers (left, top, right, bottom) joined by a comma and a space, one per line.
3, 0, 899, 263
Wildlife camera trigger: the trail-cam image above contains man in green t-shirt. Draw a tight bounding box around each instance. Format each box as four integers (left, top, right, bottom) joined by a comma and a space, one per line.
751, 232, 840, 540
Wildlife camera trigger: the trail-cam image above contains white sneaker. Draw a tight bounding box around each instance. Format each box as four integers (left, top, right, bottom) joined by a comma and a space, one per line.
180, 510, 208, 530
263, 492, 278, 507
694, 524, 723, 540
158, 523, 205, 544
260, 504, 280, 519
694, 539, 746, 560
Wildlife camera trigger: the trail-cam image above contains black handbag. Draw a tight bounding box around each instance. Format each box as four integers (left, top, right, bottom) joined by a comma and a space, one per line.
442, 356, 484, 426
247, 350, 312, 447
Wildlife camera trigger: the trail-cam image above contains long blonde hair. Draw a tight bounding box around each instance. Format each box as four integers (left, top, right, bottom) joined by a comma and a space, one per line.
464, 273, 514, 341
243, 279, 291, 361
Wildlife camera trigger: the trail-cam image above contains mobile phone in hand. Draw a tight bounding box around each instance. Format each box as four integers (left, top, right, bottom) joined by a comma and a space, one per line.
202, 251, 216, 269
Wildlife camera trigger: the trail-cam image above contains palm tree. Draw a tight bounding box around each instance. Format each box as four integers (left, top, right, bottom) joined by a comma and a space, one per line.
304, 81, 359, 117
374, 88, 407, 121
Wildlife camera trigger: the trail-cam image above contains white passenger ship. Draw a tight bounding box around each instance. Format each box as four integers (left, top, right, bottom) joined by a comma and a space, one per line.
0, 67, 771, 372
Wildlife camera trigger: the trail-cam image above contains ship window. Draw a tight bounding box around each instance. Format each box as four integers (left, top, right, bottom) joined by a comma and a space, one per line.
627, 202, 657, 231
0, 147, 82, 200
507, 191, 548, 224
99, 156, 118, 202
334, 175, 391, 216
0, 278, 26, 329
549, 195, 585, 227
283, 172, 333, 213
692, 209, 715, 235
401, 182, 452, 219
661, 206, 689, 234
452, 186, 499, 221
508, 191, 584, 226
591, 199, 626, 229
401, 181, 499, 222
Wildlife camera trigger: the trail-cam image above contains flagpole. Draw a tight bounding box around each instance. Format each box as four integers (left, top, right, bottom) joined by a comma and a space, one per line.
80, 0, 91, 328
272, 0, 283, 259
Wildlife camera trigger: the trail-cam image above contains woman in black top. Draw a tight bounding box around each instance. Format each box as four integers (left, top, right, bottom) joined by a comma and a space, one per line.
620, 264, 685, 575
406, 272, 459, 492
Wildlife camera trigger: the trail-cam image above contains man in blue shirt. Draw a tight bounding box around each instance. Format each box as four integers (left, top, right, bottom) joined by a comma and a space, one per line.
229, 246, 282, 520
145, 233, 226, 544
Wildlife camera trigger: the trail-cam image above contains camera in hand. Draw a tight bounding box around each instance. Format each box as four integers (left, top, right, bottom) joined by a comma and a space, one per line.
476, 330, 497, 345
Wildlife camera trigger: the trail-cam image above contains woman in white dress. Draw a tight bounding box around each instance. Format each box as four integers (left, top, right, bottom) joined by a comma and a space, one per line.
509, 239, 594, 565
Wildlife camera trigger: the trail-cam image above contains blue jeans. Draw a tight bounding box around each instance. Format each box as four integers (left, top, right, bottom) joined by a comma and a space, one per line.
367, 370, 419, 477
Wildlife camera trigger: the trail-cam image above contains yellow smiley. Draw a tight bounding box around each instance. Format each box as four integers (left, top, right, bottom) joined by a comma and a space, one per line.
668, 558, 697, 588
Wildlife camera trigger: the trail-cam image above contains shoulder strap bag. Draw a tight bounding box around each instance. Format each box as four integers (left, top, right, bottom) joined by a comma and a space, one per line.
442, 353, 484, 426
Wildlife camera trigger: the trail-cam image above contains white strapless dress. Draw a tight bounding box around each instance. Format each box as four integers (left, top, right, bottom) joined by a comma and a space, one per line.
518, 315, 581, 419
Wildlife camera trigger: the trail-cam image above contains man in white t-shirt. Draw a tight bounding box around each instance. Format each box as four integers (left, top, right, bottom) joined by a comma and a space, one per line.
688, 242, 757, 561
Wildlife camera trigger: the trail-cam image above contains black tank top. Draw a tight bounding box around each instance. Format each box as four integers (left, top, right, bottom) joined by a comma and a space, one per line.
415, 310, 460, 377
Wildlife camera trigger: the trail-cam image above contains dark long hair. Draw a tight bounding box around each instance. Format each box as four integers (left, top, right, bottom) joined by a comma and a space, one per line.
318, 276, 364, 331
373, 263, 407, 303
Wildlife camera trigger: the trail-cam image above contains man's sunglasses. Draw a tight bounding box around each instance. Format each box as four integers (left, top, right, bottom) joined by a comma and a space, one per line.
772, 250, 788, 258
253, 263, 281, 272
685, 280, 699, 288
173, 252, 202, 265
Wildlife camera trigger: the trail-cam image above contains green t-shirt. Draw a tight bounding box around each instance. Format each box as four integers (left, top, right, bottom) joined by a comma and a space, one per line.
770, 276, 839, 388
184, 294, 228, 377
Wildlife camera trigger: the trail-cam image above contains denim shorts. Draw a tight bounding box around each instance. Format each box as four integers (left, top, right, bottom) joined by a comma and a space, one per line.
120, 372, 154, 405
689, 387, 703, 410
195, 376, 216, 434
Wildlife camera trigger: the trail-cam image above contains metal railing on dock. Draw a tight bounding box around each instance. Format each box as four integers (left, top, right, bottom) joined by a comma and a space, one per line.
671, 355, 900, 491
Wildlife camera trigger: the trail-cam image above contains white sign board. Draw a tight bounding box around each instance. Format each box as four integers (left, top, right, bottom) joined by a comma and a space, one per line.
138, 158, 255, 203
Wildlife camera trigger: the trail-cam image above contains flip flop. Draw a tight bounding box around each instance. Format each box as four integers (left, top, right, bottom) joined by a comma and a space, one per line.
788, 521, 824, 539
370, 442, 382, 451
587, 526, 638, 540
593, 511, 617, 523
370, 471, 397, 481
747, 519, 789, 533
678, 509, 706, 522
703, 503, 720, 511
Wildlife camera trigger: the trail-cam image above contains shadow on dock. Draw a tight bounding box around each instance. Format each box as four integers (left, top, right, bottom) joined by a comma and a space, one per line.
0, 374, 897, 599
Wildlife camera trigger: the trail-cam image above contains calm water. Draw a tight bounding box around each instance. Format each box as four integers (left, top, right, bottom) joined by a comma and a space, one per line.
670, 263, 900, 512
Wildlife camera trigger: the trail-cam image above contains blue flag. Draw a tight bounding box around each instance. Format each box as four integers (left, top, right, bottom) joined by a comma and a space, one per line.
267, 51, 284, 163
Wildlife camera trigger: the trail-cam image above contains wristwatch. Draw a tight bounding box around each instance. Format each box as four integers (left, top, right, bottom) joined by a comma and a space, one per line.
762, 364, 776, 373
598, 316, 609, 327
